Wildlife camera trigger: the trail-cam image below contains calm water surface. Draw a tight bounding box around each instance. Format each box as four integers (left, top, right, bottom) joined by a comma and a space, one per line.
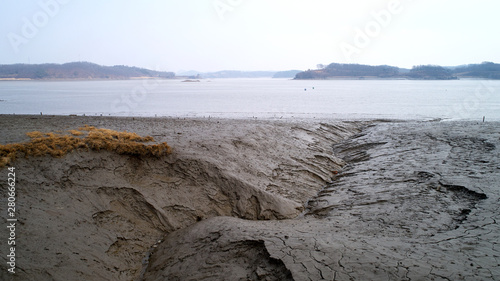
0, 79, 499, 120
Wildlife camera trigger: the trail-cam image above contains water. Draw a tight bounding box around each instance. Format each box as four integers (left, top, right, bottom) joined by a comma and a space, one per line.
0, 78, 499, 120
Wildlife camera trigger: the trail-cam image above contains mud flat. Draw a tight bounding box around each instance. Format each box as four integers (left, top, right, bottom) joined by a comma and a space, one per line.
0, 115, 499, 280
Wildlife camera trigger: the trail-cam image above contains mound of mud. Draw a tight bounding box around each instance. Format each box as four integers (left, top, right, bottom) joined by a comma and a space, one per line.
8, 151, 301, 280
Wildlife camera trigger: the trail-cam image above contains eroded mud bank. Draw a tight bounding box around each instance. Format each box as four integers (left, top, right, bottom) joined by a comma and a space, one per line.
1, 116, 498, 280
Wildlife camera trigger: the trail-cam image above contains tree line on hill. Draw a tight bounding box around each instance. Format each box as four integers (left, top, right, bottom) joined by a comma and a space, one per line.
453, 62, 500, 79
0, 62, 175, 80
294, 62, 500, 80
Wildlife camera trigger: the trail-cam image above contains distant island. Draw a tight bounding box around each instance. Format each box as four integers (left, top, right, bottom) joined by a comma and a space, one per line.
177, 70, 302, 79
198, 70, 277, 79
0, 62, 175, 80
294, 62, 500, 80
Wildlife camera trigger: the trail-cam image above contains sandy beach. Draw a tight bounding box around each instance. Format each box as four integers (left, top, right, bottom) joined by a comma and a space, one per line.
0, 115, 499, 281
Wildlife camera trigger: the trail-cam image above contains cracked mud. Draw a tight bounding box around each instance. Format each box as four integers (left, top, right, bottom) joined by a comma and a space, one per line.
0, 116, 499, 281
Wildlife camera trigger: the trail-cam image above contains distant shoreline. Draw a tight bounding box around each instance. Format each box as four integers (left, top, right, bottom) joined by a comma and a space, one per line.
0, 78, 32, 81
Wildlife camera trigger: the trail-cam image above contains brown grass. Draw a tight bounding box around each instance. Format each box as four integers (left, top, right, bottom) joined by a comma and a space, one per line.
68, 130, 84, 136
0, 126, 171, 167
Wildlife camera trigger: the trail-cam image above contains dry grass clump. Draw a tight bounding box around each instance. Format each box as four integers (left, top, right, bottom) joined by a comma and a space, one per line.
0, 126, 171, 167
68, 130, 84, 136
26, 131, 44, 138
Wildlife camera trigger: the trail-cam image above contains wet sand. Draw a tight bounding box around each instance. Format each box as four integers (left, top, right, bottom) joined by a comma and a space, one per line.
0, 115, 499, 280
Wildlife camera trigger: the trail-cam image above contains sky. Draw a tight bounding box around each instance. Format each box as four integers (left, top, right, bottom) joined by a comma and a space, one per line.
1, 0, 499, 73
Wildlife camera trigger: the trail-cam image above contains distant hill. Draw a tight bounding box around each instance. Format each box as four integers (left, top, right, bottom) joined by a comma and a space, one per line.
294, 62, 500, 80
176, 70, 202, 77
272, 70, 303, 78
453, 62, 500, 79
407, 65, 457, 80
0, 62, 175, 80
177, 70, 289, 79
295, 63, 400, 79
200, 70, 276, 79
195, 70, 303, 79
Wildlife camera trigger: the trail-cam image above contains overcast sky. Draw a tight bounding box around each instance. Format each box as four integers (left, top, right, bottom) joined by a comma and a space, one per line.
1, 0, 499, 72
